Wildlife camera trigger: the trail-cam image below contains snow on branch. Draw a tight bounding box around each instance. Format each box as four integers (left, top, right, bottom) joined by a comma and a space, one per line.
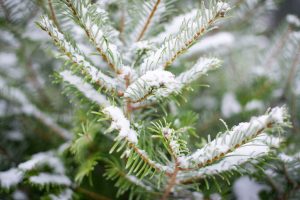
125, 175, 153, 191
60, 70, 110, 107
178, 107, 289, 169
103, 106, 138, 144
0, 151, 69, 189
286, 14, 300, 27
0, 78, 72, 140
37, 16, 118, 92
139, 1, 230, 74
103, 106, 173, 174
176, 57, 221, 87
178, 133, 282, 183
0, 168, 23, 189
124, 70, 181, 103
29, 173, 71, 186
62, 0, 123, 73
18, 152, 66, 174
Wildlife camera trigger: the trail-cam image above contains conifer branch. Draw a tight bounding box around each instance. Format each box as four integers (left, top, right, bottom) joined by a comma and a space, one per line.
124, 70, 180, 103
37, 16, 118, 93
103, 106, 174, 175
177, 107, 289, 170
178, 134, 281, 184
139, 1, 230, 74
136, 0, 161, 41
62, 0, 123, 74
60, 70, 111, 107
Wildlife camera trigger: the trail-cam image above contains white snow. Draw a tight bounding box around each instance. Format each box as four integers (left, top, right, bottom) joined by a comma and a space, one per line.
60, 70, 110, 107
125, 70, 180, 102
279, 152, 300, 163
233, 176, 268, 200
178, 156, 189, 169
269, 106, 285, 123
286, 14, 300, 27
13, 190, 28, 200
177, 57, 220, 86
0, 52, 17, 67
192, 192, 204, 200
210, 193, 222, 200
103, 106, 138, 144
50, 189, 73, 200
117, 66, 138, 81
245, 100, 264, 111
0, 168, 23, 189
178, 134, 277, 180
6, 130, 24, 141
29, 173, 71, 186
221, 92, 242, 118
126, 175, 152, 191
182, 107, 287, 168
18, 152, 65, 174
216, 2, 231, 13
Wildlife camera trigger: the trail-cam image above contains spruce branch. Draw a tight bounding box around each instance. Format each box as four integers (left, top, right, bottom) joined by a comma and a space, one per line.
178, 134, 282, 184
178, 107, 289, 170
176, 57, 221, 87
139, 1, 230, 74
60, 70, 111, 107
104, 158, 155, 198
62, 0, 123, 74
37, 16, 119, 93
102, 106, 174, 175
124, 70, 180, 103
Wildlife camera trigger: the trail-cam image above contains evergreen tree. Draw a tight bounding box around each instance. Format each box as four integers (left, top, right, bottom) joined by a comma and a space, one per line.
0, 0, 299, 199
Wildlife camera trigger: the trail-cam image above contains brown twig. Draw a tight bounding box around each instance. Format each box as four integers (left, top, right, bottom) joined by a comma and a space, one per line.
75, 187, 111, 200
284, 46, 300, 93
119, 6, 125, 43
262, 27, 291, 68
136, 0, 161, 41
161, 164, 179, 200
48, 0, 61, 32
